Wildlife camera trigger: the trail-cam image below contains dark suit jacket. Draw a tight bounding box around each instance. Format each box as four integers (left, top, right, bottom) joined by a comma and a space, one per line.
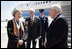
25, 17, 41, 39
46, 13, 68, 48
39, 16, 48, 43
7, 20, 25, 48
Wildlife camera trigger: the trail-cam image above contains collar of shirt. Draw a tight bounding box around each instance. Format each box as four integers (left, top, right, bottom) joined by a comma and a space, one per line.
48, 16, 53, 27
31, 15, 35, 21
54, 13, 61, 19
14, 18, 21, 29
40, 15, 44, 18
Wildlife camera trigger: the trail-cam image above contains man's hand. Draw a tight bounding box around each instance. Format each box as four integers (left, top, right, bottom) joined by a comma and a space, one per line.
38, 36, 41, 40
44, 41, 47, 48
24, 21, 28, 25
18, 40, 23, 45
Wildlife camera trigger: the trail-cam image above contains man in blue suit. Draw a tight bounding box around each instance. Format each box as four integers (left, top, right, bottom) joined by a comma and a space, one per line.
38, 9, 48, 48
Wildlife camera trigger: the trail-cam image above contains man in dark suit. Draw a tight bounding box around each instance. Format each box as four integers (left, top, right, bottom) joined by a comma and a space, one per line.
39, 9, 48, 48
46, 4, 68, 48
26, 9, 41, 48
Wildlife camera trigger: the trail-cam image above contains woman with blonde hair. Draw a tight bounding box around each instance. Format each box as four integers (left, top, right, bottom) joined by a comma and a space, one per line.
7, 8, 27, 48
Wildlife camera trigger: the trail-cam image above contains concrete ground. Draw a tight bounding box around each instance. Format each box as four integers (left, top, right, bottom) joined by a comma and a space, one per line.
1, 22, 8, 48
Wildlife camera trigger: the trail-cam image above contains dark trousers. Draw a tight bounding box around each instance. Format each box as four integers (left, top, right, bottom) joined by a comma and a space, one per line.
27, 36, 36, 48
39, 38, 45, 48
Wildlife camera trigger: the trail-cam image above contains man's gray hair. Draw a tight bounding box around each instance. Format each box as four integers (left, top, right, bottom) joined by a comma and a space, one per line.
30, 8, 35, 12
50, 4, 62, 13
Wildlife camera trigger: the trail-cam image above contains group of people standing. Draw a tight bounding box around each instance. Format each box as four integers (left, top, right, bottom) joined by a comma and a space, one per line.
7, 4, 68, 48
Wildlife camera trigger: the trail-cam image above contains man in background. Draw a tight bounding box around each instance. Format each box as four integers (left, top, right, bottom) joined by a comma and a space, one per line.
26, 9, 41, 48
39, 9, 48, 48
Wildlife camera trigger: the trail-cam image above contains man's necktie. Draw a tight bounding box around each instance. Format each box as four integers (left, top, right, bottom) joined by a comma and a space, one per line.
31, 18, 33, 26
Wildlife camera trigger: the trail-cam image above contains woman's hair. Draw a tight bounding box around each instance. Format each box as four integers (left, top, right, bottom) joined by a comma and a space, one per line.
12, 9, 22, 17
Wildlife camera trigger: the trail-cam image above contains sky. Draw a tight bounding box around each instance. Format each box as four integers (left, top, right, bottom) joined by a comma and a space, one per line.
1, 1, 30, 21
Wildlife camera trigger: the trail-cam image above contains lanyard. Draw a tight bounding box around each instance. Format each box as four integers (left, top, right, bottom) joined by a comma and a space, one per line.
20, 23, 22, 39
14, 18, 19, 37
14, 18, 24, 38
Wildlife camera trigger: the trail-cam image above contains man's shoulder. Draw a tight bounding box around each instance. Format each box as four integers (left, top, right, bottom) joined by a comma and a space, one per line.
55, 16, 68, 26
57, 15, 67, 22
44, 16, 48, 18
35, 16, 40, 20
44, 16, 48, 21
25, 17, 31, 21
